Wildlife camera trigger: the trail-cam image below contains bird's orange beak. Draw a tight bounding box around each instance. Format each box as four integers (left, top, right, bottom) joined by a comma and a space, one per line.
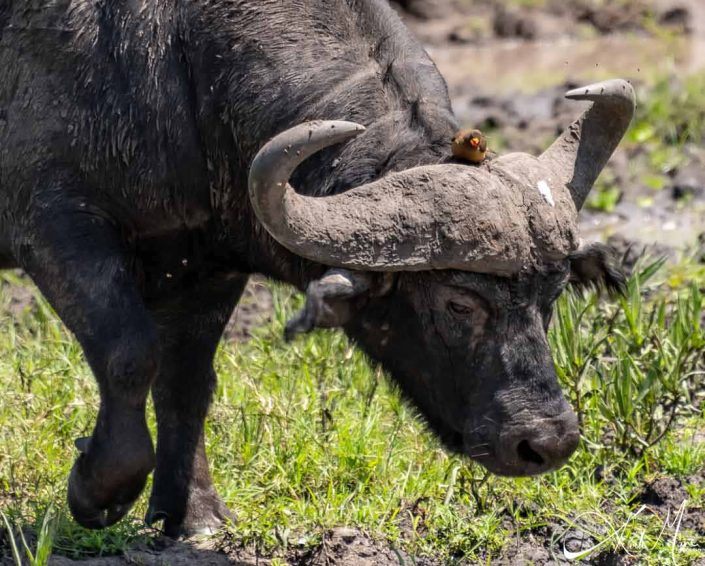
469, 137, 480, 148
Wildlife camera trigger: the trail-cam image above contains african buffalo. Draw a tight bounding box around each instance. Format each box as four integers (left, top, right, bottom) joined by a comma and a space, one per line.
0, 0, 633, 537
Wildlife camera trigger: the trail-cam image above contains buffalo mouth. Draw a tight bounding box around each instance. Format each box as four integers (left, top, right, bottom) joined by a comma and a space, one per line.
462, 409, 580, 477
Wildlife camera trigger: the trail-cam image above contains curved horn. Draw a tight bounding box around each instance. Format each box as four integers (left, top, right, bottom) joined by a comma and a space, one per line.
248, 119, 366, 255
540, 79, 636, 210
249, 121, 577, 274
249, 119, 437, 271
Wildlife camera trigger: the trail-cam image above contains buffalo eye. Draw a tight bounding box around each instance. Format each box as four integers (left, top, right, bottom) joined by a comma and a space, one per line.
435, 284, 490, 338
448, 300, 475, 316
445, 290, 488, 320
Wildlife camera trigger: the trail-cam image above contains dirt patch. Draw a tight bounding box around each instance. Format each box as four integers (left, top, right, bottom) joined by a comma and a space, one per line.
299, 527, 430, 566
4, 285, 36, 318
0, 272, 37, 317
3, 528, 427, 566
41, 538, 236, 566
395, 0, 696, 46
486, 522, 625, 565
636, 474, 705, 537
492, 539, 553, 566
223, 276, 274, 343
1, 524, 650, 565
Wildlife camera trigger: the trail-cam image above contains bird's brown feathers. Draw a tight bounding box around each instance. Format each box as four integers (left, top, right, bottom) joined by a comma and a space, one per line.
451, 128, 488, 164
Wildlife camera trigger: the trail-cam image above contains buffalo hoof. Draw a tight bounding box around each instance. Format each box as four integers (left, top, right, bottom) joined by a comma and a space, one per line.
146, 488, 234, 538
68, 435, 155, 529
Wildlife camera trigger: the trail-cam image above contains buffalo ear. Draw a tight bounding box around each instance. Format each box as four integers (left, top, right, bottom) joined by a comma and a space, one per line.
568, 242, 626, 295
285, 269, 394, 341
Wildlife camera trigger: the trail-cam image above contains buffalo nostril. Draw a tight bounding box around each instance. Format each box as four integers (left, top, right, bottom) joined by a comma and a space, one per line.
517, 439, 545, 465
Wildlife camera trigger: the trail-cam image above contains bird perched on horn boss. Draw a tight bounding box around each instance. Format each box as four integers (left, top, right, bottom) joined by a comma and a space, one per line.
451, 128, 489, 164
0, 0, 632, 537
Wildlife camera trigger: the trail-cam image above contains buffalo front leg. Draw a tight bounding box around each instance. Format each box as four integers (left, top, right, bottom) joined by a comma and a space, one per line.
146, 275, 248, 537
17, 204, 159, 529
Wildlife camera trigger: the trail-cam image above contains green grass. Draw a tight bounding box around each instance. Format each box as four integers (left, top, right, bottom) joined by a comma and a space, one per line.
0, 254, 704, 564
628, 74, 705, 154
1, 507, 56, 566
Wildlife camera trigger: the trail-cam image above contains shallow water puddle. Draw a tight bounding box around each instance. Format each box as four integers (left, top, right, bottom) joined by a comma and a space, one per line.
581, 203, 705, 249
431, 35, 705, 96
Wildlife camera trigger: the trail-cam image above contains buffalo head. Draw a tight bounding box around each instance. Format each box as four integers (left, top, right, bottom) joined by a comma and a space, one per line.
248, 79, 635, 476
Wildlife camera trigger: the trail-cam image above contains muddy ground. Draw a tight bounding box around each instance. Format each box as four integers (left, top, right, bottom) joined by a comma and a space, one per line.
4, 471, 703, 566
3, 0, 705, 564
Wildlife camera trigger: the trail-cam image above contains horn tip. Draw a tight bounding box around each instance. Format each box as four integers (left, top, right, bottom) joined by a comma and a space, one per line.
322, 120, 366, 134
565, 79, 635, 104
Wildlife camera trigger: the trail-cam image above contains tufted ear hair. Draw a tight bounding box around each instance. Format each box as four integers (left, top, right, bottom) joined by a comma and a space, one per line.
568, 242, 626, 295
